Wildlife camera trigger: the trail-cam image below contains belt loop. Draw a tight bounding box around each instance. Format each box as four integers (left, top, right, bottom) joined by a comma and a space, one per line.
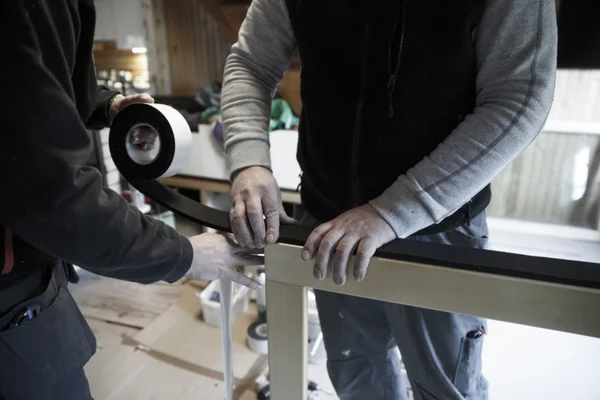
63, 262, 80, 284
2, 228, 15, 275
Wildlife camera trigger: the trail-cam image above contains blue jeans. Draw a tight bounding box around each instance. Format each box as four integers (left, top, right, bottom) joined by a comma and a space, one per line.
295, 206, 489, 400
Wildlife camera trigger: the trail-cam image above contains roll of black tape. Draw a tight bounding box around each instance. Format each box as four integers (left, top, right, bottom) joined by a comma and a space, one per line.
109, 104, 600, 289
247, 321, 268, 355
110, 103, 192, 181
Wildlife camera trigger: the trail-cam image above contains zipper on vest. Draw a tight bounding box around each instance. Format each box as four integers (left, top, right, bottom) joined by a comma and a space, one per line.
387, 0, 407, 118
351, 27, 371, 207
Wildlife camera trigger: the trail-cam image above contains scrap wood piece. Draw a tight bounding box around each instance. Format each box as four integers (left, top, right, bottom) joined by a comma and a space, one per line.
71, 271, 183, 328
129, 284, 263, 381
86, 317, 141, 339
86, 317, 258, 400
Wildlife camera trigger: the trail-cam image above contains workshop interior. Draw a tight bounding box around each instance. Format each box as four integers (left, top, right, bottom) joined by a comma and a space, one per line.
4, 0, 600, 399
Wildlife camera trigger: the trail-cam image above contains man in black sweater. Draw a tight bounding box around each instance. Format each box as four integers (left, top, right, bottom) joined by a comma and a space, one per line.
0, 1, 261, 399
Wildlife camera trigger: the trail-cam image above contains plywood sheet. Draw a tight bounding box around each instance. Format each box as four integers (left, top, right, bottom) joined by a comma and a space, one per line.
71, 271, 183, 328
130, 284, 264, 381
85, 319, 256, 400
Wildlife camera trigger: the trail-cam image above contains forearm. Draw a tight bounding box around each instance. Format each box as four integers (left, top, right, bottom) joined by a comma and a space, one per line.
0, 95, 193, 283
0, 1, 192, 284
86, 84, 121, 129
371, 0, 558, 238
221, 0, 296, 178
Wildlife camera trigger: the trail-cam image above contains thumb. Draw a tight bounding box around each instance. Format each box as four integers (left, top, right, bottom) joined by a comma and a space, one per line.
137, 93, 155, 104
279, 205, 297, 225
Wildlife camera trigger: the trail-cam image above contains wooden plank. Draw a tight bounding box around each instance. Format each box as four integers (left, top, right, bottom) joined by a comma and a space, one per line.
162, 0, 232, 96
144, 0, 173, 94
278, 68, 302, 115
86, 317, 141, 339
196, 0, 241, 41
92, 41, 149, 76
221, 3, 251, 39
265, 243, 600, 338
71, 271, 182, 329
85, 319, 257, 400
198, 0, 304, 115
265, 280, 308, 400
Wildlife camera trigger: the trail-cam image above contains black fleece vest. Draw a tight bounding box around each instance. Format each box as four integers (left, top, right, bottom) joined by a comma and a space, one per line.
287, 0, 491, 234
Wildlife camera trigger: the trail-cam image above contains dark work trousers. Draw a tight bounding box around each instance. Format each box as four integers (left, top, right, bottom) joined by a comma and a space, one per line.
0, 261, 96, 400
295, 205, 489, 400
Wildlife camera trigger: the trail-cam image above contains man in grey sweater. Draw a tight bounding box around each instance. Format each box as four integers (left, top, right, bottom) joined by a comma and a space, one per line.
222, 0, 557, 398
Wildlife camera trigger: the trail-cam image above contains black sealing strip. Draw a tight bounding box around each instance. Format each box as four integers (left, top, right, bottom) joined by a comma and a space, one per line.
130, 180, 600, 290
109, 104, 600, 290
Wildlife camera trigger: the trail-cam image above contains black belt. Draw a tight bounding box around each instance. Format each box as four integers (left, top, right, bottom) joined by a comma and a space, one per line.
416, 184, 491, 236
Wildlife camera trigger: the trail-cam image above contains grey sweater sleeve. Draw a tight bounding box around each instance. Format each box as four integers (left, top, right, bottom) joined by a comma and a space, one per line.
222, 0, 558, 238
221, 0, 296, 177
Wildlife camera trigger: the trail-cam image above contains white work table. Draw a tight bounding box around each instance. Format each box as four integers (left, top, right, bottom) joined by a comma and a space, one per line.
167, 125, 301, 201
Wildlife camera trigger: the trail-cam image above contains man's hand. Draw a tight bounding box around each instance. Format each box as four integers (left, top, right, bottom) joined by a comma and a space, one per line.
230, 166, 296, 249
185, 232, 263, 290
109, 93, 158, 151
302, 204, 396, 285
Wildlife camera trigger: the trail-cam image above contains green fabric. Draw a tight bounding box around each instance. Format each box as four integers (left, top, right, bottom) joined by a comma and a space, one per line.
201, 107, 221, 124
269, 99, 298, 131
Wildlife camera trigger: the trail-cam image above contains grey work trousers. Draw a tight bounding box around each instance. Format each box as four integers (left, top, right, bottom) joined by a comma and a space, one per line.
295, 206, 489, 400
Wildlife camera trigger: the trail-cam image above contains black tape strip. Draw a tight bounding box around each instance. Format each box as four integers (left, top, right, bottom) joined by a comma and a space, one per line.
110, 108, 600, 290
129, 180, 600, 289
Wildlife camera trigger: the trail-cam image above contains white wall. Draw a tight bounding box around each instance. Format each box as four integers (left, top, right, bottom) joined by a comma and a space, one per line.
94, 0, 146, 49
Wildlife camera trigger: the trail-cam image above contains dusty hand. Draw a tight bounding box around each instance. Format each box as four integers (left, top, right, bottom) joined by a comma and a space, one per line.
185, 232, 263, 290
302, 204, 396, 285
109, 93, 158, 150
230, 166, 296, 249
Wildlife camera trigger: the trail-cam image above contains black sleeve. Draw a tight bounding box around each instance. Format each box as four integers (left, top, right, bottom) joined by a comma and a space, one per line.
0, 1, 193, 284
86, 85, 121, 130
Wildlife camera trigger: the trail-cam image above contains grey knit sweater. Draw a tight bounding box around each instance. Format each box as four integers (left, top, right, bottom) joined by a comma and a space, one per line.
221, 0, 558, 238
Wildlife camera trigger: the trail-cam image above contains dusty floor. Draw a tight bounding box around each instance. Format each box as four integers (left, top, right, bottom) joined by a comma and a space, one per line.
73, 216, 600, 400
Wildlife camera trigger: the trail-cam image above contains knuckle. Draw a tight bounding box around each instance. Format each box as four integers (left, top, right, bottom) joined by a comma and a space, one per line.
247, 209, 262, 219
316, 223, 332, 232
314, 262, 326, 272
240, 187, 252, 197
336, 244, 350, 253
264, 208, 279, 218
322, 236, 336, 246
336, 239, 355, 254
356, 248, 370, 256
314, 251, 328, 264
231, 197, 243, 207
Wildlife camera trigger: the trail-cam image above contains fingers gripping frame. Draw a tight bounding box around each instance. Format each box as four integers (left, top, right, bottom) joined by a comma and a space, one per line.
264, 243, 600, 400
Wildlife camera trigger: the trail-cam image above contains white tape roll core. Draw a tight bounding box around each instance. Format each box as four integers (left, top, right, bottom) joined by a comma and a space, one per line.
147, 104, 192, 179
109, 103, 193, 181
247, 321, 268, 355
